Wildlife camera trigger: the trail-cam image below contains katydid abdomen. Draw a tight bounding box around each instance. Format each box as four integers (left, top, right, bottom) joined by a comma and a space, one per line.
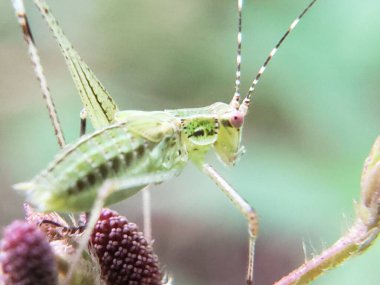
15, 117, 186, 212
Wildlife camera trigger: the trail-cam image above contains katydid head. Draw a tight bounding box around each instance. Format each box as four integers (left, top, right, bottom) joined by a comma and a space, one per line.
180, 102, 245, 167
211, 102, 246, 167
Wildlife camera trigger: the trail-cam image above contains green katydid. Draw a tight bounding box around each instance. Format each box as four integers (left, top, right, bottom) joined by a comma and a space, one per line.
12, 0, 318, 284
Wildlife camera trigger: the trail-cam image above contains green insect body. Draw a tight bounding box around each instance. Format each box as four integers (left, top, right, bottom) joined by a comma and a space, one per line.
15, 103, 243, 212
12, 0, 246, 215
12, 0, 318, 283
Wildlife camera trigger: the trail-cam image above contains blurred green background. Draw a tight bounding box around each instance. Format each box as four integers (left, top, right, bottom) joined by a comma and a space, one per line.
1, 0, 379, 284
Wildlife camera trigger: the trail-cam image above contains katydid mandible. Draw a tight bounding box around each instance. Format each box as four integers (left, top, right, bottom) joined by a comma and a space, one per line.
12, 0, 318, 284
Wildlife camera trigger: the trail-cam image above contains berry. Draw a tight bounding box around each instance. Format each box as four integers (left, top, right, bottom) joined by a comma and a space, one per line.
0, 220, 58, 285
90, 209, 162, 285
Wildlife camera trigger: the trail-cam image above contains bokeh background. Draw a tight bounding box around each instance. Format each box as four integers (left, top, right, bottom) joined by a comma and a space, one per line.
1, 0, 380, 284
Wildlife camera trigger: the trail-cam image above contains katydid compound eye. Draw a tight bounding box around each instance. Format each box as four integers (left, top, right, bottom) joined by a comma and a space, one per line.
230, 111, 244, 128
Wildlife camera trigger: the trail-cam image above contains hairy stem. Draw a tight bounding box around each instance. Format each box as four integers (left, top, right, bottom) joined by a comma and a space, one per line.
274, 217, 379, 285
275, 136, 380, 285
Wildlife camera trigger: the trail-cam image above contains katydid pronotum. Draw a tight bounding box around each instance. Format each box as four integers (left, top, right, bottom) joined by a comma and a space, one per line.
11, 0, 318, 284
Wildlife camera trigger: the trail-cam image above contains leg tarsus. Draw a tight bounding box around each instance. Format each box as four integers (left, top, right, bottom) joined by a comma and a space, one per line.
39, 219, 86, 235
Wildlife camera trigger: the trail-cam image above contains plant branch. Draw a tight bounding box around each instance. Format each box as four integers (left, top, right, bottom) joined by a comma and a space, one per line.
274, 136, 380, 285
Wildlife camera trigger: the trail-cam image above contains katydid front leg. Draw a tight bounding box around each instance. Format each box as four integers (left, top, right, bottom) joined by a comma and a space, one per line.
202, 163, 258, 285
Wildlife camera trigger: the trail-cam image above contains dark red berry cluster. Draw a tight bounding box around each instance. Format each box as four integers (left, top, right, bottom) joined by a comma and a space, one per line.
90, 209, 162, 285
0, 220, 58, 285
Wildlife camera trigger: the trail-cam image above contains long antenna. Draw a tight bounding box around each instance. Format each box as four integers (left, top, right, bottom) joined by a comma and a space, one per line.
240, 0, 318, 114
12, 0, 66, 148
230, 0, 243, 109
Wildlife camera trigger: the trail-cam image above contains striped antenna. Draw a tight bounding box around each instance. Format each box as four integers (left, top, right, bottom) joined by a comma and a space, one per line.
240, 0, 318, 115
230, 0, 243, 109
11, 0, 66, 148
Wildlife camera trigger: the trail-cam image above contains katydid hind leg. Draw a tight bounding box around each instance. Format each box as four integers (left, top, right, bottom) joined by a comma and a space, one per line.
202, 164, 258, 285
11, 0, 66, 148
33, 0, 119, 130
